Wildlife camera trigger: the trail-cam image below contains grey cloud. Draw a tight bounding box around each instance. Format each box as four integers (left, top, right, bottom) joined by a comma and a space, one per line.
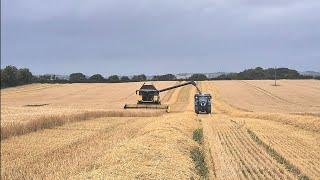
1, 0, 320, 75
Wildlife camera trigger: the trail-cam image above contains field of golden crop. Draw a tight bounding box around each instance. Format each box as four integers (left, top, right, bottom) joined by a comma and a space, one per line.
1, 82, 176, 124
1, 80, 319, 179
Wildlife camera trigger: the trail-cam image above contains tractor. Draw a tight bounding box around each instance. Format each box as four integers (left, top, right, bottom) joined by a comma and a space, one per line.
194, 93, 212, 114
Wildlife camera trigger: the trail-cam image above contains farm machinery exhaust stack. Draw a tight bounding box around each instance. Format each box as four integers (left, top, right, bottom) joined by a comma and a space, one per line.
124, 81, 212, 114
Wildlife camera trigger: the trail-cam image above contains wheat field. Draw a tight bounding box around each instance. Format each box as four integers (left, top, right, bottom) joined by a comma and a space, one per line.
1, 82, 176, 124
1, 80, 320, 179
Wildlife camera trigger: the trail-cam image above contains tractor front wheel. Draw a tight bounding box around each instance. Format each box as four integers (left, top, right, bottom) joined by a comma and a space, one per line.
206, 106, 211, 114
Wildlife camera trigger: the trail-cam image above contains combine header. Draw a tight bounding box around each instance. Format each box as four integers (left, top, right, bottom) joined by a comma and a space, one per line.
124, 81, 200, 111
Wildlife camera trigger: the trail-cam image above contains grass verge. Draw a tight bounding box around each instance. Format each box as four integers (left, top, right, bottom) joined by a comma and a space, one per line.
1, 110, 163, 140
247, 129, 309, 180
190, 148, 208, 178
191, 128, 208, 178
193, 128, 203, 144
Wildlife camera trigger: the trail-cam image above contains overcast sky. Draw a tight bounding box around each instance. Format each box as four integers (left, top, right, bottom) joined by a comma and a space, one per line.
1, 0, 320, 75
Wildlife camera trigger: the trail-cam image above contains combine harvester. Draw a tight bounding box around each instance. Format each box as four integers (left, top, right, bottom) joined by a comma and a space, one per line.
124, 81, 212, 114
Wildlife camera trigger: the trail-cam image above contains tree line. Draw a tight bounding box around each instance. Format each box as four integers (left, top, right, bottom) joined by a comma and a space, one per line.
36, 73, 212, 83
213, 67, 315, 80
0, 65, 179, 88
1, 65, 319, 88
67, 73, 149, 83
1, 66, 33, 88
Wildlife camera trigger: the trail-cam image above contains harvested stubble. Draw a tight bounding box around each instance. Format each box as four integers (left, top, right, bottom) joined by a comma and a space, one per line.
233, 116, 320, 179
71, 112, 199, 179
1, 109, 200, 179
212, 80, 320, 113
202, 81, 320, 132
246, 128, 309, 179
200, 80, 320, 179
202, 114, 294, 179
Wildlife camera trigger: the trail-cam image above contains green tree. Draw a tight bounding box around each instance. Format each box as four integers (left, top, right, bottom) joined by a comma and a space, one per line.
238, 67, 265, 80
120, 76, 130, 82
38, 75, 51, 82
189, 74, 207, 81
16, 68, 33, 85
276, 68, 300, 79
1, 65, 18, 87
69, 73, 87, 82
132, 74, 147, 82
216, 67, 302, 80
89, 74, 105, 82
108, 75, 120, 83
0, 69, 5, 88
152, 74, 176, 81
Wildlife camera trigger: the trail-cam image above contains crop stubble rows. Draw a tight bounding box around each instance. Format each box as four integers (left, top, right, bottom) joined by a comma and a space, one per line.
201, 81, 320, 179
1, 80, 320, 179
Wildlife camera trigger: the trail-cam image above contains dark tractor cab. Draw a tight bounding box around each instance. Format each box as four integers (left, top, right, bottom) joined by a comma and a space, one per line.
194, 93, 212, 114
